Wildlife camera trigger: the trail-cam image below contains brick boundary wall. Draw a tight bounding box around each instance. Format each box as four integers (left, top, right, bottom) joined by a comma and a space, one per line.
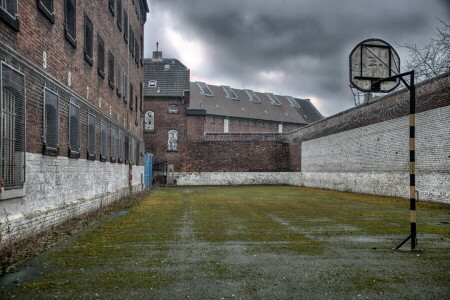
286, 72, 449, 203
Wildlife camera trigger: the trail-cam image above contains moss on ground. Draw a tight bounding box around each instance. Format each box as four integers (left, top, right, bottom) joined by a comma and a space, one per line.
1, 186, 448, 299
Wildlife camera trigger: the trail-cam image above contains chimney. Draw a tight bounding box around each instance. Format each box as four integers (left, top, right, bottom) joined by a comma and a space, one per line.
152, 51, 163, 62
152, 42, 163, 61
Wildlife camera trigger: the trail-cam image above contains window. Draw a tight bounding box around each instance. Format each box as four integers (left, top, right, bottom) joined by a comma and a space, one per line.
38, 0, 54, 23
43, 87, 59, 156
97, 35, 105, 78
116, 62, 122, 96
124, 134, 129, 163
222, 85, 238, 100
108, 0, 115, 16
129, 83, 133, 110
123, 73, 128, 103
116, 0, 122, 31
0, 62, 25, 189
210, 116, 216, 124
140, 82, 143, 112
68, 99, 80, 158
100, 121, 107, 162
168, 104, 178, 114
245, 89, 261, 103
64, 0, 77, 47
148, 80, 157, 87
130, 138, 136, 164
129, 26, 134, 56
229, 118, 234, 125
266, 92, 281, 105
123, 10, 128, 43
118, 130, 124, 163
108, 51, 114, 89
168, 130, 178, 152
135, 39, 139, 65
286, 96, 301, 108
0, 0, 19, 31
84, 15, 93, 65
110, 126, 117, 163
87, 113, 96, 160
196, 81, 213, 97
245, 119, 249, 126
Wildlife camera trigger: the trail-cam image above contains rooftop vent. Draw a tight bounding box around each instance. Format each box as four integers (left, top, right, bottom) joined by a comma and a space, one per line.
196, 81, 214, 97
266, 93, 281, 105
221, 85, 238, 100
245, 89, 261, 103
285, 96, 300, 108
152, 51, 163, 62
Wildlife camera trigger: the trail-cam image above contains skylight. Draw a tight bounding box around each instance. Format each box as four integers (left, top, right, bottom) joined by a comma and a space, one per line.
245, 89, 261, 103
286, 96, 301, 108
266, 93, 281, 105
196, 81, 214, 97
221, 85, 238, 100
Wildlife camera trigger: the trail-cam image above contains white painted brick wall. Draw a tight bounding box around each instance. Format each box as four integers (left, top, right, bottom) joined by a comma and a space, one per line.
0, 153, 144, 248
301, 106, 450, 203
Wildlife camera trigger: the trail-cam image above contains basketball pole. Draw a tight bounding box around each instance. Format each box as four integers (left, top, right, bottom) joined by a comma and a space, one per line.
374, 70, 418, 251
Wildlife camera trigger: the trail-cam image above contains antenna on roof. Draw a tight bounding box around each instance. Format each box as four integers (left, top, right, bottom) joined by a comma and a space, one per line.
156, 42, 159, 52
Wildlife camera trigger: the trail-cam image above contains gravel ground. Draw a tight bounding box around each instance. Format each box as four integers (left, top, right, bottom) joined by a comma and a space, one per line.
0, 186, 449, 299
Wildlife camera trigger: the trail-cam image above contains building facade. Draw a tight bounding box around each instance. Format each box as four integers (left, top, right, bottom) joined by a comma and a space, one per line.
143, 52, 323, 180
0, 0, 149, 248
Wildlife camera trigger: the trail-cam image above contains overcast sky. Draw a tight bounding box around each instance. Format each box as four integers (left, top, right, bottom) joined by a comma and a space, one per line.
143, 0, 449, 116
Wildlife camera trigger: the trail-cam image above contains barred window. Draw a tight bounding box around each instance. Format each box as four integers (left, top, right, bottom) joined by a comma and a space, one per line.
129, 82, 133, 110
97, 35, 105, 78
110, 126, 116, 163
136, 140, 140, 165
84, 14, 93, 65
116, 62, 122, 96
129, 26, 134, 56
87, 113, 96, 160
135, 39, 139, 65
123, 10, 128, 43
108, 51, 114, 89
64, 0, 76, 47
0, 62, 25, 189
100, 120, 107, 162
123, 73, 128, 103
118, 130, 124, 163
116, 0, 122, 31
108, 0, 114, 16
124, 134, 129, 163
38, 0, 54, 23
0, 0, 17, 17
139, 82, 143, 112
68, 99, 80, 158
43, 87, 59, 156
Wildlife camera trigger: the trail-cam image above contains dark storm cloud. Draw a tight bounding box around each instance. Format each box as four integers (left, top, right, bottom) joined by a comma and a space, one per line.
145, 0, 449, 115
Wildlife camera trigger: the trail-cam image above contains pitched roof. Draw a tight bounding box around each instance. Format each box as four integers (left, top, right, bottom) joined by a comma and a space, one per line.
143, 58, 190, 97
188, 82, 323, 124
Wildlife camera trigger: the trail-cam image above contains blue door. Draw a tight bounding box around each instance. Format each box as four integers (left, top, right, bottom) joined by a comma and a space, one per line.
144, 153, 153, 190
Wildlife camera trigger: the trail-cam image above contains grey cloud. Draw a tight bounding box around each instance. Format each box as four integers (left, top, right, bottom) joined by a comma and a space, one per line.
145, 0, 449, 115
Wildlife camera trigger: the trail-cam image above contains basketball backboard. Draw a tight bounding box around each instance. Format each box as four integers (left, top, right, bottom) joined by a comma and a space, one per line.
349, 39, 400, 93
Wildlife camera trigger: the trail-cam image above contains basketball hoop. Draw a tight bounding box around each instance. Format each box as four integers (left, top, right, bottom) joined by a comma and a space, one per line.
349, 38, 401, 93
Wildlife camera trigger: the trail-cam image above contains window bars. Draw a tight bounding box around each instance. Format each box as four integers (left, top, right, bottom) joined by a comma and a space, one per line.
0, 62, 25, 189
43, 87, 59, 155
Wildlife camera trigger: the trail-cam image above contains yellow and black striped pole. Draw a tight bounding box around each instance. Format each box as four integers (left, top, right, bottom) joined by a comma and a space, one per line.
409, 71, 417, 250
394, 70, 418, 251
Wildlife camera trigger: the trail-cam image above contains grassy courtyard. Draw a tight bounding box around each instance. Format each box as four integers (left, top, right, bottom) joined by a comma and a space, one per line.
0, 186, 449, 299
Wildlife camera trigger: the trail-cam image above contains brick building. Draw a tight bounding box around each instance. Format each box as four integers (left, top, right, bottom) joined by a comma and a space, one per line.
143, 51, 323, 177
0, 0, 149, 248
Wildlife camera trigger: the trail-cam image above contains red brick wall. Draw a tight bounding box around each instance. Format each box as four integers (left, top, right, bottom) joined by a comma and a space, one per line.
143, 96, 188, 170
182, 135, 290, 172
0, 0, 144, 156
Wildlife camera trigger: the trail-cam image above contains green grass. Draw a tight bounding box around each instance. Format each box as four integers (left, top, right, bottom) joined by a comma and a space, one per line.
1, 186, 448, 299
